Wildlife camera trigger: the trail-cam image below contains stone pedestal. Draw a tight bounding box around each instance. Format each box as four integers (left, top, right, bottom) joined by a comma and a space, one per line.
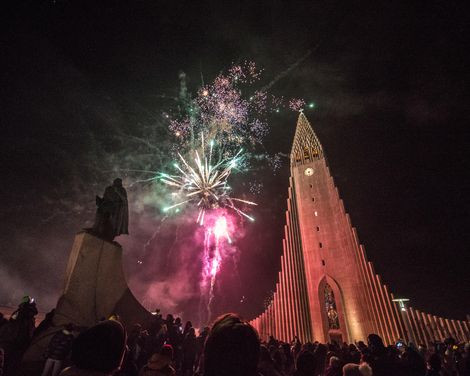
22, 231, 152, 364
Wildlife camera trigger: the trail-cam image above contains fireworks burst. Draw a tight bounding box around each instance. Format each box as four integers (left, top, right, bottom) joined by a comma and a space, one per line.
167, 61, 303, 155
159, 134, 257, 225
162, 62, 306, 225
135, 61, 311, 323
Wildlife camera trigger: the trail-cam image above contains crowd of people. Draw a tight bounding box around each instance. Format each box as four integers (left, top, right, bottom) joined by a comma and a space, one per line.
0, 297, 469, 376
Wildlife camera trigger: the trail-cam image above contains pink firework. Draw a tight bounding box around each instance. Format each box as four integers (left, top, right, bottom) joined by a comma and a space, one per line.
200, 211, 234, 323
210, 258, 220, 278
213, 215, 232, 244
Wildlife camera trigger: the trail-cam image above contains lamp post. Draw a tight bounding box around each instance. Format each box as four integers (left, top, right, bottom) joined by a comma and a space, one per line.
392, 298, 415, 345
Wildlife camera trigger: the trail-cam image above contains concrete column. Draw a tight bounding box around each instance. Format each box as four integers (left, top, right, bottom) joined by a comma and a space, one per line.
416, 310, 431, 346
368, 263, 392, 343
357, 245, 380, 335
409, 308, 425, 345
383, 286, 401, 341
375, 276, 395, 343
284, 238, 295, 341
391, 294, 407, 340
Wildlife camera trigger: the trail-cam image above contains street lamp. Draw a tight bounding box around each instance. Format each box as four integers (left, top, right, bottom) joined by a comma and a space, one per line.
392, 298, 409, 311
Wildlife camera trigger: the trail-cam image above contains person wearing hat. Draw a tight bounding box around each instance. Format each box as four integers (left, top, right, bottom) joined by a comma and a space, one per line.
139, 345, 175, 376
59, 320, 126, 376
325, 356, 342, 376
294, 350, 317, 376
41, 323, 75, 376
342, 363, 361, 376
0, 296, 38, 375
202, 313, 260, 376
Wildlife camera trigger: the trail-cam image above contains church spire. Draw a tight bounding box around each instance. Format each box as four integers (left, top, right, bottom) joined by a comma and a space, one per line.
290, 112, 323, 166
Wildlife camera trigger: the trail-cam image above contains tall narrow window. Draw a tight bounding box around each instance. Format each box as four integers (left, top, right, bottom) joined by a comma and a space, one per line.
304, 149, 310, 161
319, 242, 323, 248
316, 226, 320, 231
324, 283, 340, 329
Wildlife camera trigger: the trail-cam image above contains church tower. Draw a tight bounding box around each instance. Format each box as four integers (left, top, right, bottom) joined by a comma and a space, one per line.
290, 112, 373, 342
250, 113, 470, 345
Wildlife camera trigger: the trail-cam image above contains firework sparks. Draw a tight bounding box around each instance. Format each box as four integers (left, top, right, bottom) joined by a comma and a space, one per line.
165, 61, 308, 190
289, 98, 306, 112
160, 134, 256, 225
169, 62, 275, 153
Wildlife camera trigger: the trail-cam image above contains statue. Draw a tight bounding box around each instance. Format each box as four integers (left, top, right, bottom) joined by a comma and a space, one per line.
90, 178, 129, 241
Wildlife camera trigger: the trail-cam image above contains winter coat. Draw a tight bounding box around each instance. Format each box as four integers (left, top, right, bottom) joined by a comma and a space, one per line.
46, 330, 74, 360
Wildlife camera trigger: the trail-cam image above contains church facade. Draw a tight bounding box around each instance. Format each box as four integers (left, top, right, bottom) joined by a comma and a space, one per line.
250, 113, 469, 345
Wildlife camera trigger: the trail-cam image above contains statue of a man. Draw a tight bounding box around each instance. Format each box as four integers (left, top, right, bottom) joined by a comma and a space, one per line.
91, 178, 129, 241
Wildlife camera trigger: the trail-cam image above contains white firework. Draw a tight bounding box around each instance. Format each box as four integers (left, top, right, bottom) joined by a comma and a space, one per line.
159, 134, 256, 225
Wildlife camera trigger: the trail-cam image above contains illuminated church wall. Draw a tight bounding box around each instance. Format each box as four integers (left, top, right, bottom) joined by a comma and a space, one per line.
250, 113, 470, 345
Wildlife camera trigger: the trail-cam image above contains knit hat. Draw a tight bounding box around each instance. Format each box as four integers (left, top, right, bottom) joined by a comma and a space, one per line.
160, 344, 174, 359
358, 363, 373, 376
71, 320, 126, 373
147, 353, 172, 370
296, 350, 317, 374
329, 356, 340, 367
343, 363, 361, 376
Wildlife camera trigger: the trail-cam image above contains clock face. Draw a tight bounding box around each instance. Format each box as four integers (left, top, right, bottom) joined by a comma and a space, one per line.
304, 167, 314, 176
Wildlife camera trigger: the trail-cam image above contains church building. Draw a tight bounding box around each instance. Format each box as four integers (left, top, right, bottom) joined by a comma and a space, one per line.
250, 113, 469, 345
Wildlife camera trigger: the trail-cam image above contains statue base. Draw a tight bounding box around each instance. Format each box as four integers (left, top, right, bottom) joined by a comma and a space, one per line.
21, 231, 152, 365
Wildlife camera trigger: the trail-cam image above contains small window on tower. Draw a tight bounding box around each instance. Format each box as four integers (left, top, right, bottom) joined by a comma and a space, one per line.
304, 149, 310, 159
309, 184, 313, 188
312, 197, 315, 202
314, 211, 318, 216
316, 226, 320, 231
319, 242, 323, 248
322, 260, 326, 266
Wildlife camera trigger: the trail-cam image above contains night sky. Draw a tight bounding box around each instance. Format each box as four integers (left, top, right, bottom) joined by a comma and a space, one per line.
1, 0, 469, 321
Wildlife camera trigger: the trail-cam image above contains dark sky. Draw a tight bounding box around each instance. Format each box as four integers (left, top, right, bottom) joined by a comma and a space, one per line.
1, 0, 469, 321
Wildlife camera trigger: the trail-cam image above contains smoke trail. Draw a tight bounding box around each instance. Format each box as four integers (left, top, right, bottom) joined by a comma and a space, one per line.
260, 1, 352, 93
260, 49, 314, 92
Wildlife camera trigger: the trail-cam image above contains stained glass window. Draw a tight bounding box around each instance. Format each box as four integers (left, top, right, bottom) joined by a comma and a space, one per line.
324, 283, 340, 329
